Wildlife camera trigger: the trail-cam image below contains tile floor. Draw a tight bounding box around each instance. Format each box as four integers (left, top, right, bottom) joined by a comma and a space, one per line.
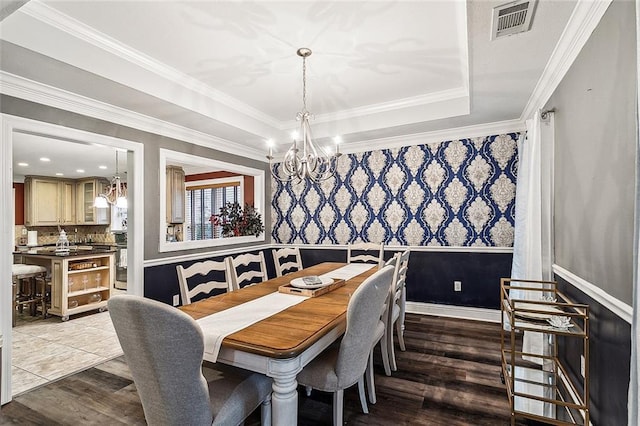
11, 304, 123, 396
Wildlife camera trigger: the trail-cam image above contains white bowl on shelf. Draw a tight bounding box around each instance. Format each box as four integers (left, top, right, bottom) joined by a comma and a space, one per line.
547, 315, 572, 329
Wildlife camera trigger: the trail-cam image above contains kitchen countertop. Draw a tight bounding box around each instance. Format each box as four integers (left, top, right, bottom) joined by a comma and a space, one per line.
14, 248, 116, 257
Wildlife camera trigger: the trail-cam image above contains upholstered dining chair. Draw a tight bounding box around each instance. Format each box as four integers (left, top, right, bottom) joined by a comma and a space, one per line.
388, 249, 410, 371
176, 258, 231, 305
346, 242, 384, 268
108, 295, 272, 426
227, 252, 268, 290
367, 253, 398, 401
272, 247, 303, 277
296, 265, 395, 426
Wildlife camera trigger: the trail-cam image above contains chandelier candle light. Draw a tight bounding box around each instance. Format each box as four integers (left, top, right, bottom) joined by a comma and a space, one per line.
94, 150, 127, 209
267, 48, 342, 183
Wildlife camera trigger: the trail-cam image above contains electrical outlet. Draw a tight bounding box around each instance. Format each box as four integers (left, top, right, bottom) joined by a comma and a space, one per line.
173, 294, 180, 306
454, 281, 462, 292
580, 355, 585, 377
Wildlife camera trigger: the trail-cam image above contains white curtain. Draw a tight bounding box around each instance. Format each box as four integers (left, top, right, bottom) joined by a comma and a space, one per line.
511, 113, 543, 285
629, 2, 639, 424
510, 112, 546, 365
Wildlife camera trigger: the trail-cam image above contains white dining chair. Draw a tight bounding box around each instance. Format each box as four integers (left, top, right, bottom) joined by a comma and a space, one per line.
272, 247, 303, 277
297, 265, 395, 426
387, 249, 410, 372
108, 295, 273, 426
227, 252, 268, 290
176, 258, 231, 305
346, 242, 384, 268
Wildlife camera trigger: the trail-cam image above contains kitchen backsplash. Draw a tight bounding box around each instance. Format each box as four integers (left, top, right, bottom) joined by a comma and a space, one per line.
14, 225, 116, 247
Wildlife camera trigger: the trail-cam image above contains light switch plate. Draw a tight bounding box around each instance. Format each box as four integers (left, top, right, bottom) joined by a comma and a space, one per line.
173, 294, 180, 306
454, 281, 462, 292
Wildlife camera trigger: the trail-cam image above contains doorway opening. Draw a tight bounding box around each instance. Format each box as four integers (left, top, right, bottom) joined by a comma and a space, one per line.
1, 114, 144, 404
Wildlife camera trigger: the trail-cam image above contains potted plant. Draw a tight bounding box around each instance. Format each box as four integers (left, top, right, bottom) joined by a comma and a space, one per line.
210, 202, 264, 238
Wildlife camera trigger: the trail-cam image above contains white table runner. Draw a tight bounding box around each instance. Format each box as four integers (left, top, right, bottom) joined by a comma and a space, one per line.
197, 292, 308, 361
197, 263, 376, 361
319, 263, 376, 280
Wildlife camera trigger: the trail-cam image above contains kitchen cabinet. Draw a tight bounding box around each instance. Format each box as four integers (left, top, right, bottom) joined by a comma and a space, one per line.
166, 165, 185, 224
76, 178, 110, 225
16, 251, 114, 321
500, 278, 589, 425
24, 177, 76, 226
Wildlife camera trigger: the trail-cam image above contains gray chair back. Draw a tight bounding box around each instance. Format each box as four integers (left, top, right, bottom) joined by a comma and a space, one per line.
108, 295, 213, 426
335, 265, 394, 388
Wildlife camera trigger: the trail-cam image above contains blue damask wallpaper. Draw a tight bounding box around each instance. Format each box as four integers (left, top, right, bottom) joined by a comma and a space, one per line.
271, 133, 520, 247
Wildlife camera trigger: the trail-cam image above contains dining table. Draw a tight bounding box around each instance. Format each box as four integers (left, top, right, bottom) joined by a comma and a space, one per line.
180, 261, 377, 426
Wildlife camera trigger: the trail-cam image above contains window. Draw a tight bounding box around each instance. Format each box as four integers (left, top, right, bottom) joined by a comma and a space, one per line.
185, 180, 241, 241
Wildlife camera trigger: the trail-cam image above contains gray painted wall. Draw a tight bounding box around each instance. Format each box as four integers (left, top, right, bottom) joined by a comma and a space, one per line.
547, 0, 637, 305
1, 95, 271, 261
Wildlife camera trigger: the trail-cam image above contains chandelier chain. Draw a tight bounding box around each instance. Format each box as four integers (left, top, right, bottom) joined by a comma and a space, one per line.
302, 55, 307, 112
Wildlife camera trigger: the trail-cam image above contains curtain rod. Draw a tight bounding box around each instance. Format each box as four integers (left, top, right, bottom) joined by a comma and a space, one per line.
540, 108, 555, 120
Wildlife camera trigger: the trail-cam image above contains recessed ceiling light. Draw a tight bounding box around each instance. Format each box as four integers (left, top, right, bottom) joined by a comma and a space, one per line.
17, 162, 28, 167
40, 157, 51, 162
76, 169, 85, 173
99, 165, 107, 170
55, 172, 64, 176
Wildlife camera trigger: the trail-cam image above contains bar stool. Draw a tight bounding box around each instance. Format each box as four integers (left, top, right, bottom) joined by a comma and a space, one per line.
12, 264, 47, 326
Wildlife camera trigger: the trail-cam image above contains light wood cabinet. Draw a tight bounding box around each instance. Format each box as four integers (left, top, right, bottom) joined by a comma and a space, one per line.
24, 177, 76, 226
500, 278, 589, 425
166, 166, 185, 224
76, 179, 110, 225
16, 252, 114, 321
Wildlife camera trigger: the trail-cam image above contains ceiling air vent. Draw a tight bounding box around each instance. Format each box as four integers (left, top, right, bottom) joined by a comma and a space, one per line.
491, 0, 537, 40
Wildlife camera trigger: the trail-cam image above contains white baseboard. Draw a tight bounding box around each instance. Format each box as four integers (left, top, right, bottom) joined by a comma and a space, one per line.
406, 301, 501, 323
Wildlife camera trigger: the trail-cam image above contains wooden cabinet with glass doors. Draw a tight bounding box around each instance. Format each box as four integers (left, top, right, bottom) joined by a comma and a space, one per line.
500, 278, 589, 425
76, 178, 110, 225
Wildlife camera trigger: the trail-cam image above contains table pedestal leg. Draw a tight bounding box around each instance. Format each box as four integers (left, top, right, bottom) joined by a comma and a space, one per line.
268, 358, 301, 426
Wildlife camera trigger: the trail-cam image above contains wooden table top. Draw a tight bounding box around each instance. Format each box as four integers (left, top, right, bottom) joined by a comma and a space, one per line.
180, 262, 376, 359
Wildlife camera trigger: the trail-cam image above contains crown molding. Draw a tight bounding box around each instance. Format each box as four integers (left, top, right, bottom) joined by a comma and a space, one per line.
0, 71, 266, 161
553, 264, 632, 324
20, 0, 281, 129
521, 0, 612, 120
0, 70, 523, 162
340, 118, 525, 154
282, 87, 469, 128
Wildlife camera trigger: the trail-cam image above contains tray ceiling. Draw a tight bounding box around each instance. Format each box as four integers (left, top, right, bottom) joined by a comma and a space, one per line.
1, 0, 576, 162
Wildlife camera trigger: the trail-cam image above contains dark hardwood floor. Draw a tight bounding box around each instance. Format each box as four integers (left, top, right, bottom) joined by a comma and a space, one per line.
1, 314, 524, 425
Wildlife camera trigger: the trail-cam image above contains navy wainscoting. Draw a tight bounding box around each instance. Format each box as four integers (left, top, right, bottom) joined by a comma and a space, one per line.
144, 249, 277, 306
301, 248, 512, 309
145, 248, 512, 309
555, 275, 631, 426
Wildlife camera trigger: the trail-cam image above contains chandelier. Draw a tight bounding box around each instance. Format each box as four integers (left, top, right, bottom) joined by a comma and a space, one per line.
267, 48, 341, 183
94, 150, 127, 209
